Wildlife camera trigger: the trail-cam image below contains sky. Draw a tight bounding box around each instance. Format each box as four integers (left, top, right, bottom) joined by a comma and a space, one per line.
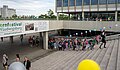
0, 0, 55, 16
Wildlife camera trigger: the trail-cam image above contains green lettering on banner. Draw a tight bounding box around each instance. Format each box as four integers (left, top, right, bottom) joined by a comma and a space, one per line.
0, 22, 22, 27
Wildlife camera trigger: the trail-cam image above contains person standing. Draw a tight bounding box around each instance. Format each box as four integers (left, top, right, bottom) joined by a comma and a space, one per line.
16, 54, 20, 61
24, 56, 31, 70
1, 37, 3, 42
32, 36, 35, 46
28, 36, 33, 47
20, 35, 23, 43
99, 32, 106, 49
35, 36, 39, 47
2, 54, 8, 70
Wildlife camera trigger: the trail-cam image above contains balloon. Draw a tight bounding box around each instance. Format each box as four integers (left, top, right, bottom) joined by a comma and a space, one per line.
77, 59, 100, 70
109, 26, 112, 29
9, 62, 26, 70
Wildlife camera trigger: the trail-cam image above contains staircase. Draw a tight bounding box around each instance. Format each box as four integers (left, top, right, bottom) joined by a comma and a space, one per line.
31, 38, 120, 70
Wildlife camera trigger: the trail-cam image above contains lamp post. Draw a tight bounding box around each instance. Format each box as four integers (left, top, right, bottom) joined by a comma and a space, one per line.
85, 31, 88, 37
115, 24, 118, 32
89, 30, 91, 36
94, 29, 96, 35
81, 32, 83, 37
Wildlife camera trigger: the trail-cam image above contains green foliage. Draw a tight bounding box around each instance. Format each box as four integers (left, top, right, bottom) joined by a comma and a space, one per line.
58, 14, 69, 20
12, 14, 17, 19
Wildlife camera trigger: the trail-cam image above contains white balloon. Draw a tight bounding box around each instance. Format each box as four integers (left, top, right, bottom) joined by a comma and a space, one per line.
9, 62, 26, 70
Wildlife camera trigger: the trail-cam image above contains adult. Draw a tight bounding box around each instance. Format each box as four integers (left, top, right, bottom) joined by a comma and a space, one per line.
2, 54, 8, 70
99, 32, 106, 49
23, 56, 31, 70
20, 35, 23, 43
16, 54, 20, 61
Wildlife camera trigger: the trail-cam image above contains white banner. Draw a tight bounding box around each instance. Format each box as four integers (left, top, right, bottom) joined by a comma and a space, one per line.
0, 21, 49, 37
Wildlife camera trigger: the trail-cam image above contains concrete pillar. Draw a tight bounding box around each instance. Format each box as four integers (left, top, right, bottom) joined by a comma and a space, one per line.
57, 13, 59, 20
115, 11, 118, 21
82, 11, 84, 20
68, 13, 70, 20
43, 32, 48, 50
10, 36, 13, 43
39, 32, 42, 37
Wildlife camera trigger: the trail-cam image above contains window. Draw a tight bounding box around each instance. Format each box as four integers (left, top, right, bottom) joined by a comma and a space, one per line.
76, 0, 82, 6
108, 0, 116, 4
84, 0, 90, 5
91, 0, 98, 5
99, 0, 107, 4
63, 0, 68, 7
69, 0, 75, 6
57, 0, 62, 7
118, 0, 120, 3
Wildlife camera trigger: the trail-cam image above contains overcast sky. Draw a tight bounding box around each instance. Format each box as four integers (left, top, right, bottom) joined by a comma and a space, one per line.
0, 0, 55, 16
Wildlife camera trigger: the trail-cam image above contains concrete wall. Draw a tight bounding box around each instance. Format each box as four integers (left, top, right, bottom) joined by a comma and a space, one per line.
49, 20, 63, 30
63, 21, 120, 32
0, 20, 120, 32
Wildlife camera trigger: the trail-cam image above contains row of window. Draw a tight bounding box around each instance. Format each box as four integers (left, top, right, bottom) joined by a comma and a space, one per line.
57, 0, 120, 7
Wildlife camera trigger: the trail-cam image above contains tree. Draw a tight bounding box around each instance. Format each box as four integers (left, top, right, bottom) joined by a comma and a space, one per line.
12, 14, 17, 19
38, 9, 56, 20
48, 9, 54, 18
38, 14, 45, 19
58, 14, 69, 20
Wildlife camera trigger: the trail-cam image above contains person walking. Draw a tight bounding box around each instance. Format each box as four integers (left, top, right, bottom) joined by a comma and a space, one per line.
2, 54, 8, 70
99, 32, 106, 49
24, 56, 31, 70
35, 36, 39, 47
28, 36, 33, 47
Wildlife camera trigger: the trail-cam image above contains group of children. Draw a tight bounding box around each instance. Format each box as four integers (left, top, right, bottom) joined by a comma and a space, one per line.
48, 35, 101, 51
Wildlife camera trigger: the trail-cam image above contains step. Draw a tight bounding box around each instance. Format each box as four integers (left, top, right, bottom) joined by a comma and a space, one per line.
72, 49, 100, 70
95, 41, 111, 64
32, 51, 71, 70
67, 50, 93, 70
54, 51, 83, 70
40, 51, 76, 70
48, 51, 81, 70
106, 40, 118, 70
116, 39, 120, 70
61, 50, 89, 70
86, 45, 100, 59
100, 40, 115, 70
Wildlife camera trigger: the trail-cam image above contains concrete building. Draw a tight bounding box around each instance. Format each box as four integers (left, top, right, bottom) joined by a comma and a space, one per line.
0, 5, 16, 18
56, 0, 120, 21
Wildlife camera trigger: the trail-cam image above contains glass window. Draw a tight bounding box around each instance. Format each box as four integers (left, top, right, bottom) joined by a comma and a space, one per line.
99, 0, 107, 4
70, 0, 75, 6
108, 0, 116, 4
63, 0, 68, 7
119, 0, 120, 3
91, 0, 98, 5
76, 0, 82, 6
57, 0, 62, 7
84, 0, 90, 5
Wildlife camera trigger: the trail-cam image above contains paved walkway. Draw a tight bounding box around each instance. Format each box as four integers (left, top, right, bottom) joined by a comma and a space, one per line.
0, 33, 55, 70
31, 39, 120, 70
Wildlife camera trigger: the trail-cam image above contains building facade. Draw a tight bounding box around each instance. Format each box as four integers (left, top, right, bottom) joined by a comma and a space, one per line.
0, 5, 16, 18
56, 0, 120, 21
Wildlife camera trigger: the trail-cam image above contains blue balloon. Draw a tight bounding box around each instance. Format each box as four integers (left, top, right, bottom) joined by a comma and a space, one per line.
9, 62, 26, 70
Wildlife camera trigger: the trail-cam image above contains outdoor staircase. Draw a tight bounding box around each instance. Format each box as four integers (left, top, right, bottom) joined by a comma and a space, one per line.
31, 38, 120, 70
